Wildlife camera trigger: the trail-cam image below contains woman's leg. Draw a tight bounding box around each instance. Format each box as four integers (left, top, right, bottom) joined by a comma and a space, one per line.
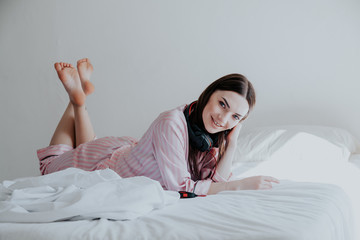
49, 60, 95, 147
74, 58, 95, 147
49, 102, 76, 147
73, 104, 95, 147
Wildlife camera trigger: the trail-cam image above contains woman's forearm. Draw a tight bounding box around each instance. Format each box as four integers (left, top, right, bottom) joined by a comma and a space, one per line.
207, 181, 230, 195
214, 143, 237, 179
207, 179, 241, 194
215, 123, 242, 180
208, 176, 280, 195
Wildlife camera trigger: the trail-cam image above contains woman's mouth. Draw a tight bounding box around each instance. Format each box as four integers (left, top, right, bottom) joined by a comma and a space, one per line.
212, 117, 223, 128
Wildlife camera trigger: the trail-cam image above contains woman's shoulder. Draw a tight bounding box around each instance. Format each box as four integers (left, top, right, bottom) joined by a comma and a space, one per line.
152, 104, 188, 132
158, 104, 187, 120
159, 104, 186, 118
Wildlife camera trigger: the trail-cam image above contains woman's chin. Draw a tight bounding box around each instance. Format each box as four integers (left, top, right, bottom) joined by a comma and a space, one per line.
205, 126, 220, 134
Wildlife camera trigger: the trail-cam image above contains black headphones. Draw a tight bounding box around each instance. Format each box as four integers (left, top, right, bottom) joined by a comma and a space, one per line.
183, 102, 218, 152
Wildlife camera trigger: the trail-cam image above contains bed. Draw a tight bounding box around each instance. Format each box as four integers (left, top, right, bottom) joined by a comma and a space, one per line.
1, 125, 359, 240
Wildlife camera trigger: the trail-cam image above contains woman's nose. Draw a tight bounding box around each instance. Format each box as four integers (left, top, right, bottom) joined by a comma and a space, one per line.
218, 113, 229, 126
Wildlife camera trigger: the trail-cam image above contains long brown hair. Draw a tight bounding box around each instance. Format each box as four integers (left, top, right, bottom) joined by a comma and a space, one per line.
188, 73, 256, 180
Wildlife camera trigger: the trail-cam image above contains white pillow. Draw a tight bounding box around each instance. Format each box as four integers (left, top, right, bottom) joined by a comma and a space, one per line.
350, 154, 360, 170
231, 125, 360, 232
234, 125, 360, 163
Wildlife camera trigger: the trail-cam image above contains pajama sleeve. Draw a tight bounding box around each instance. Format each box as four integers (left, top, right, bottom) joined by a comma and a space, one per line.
199, 149, 234, 182
212, 171, 233, 182
152, 116, 212, 196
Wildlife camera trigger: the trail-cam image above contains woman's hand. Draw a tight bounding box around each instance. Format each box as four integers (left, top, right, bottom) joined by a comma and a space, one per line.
225, 123, 242, 148
228, 176, 280, 190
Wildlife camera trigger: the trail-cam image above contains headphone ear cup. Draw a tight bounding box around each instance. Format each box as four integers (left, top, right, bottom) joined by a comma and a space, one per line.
191, 124, 213, 152
184, 102, 214, 152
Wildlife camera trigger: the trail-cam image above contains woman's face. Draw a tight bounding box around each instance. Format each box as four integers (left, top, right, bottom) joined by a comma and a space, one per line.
202, 90, 249, 134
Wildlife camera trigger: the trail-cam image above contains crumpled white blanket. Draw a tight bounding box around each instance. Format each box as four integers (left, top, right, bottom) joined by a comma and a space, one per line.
0, 168, 179, 223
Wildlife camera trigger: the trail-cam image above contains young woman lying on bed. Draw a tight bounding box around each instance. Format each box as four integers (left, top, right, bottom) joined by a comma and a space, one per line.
37, 58, 279, 196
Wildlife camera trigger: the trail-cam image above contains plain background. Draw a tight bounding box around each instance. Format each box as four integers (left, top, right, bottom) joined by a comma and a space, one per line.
1, 0, 359, 182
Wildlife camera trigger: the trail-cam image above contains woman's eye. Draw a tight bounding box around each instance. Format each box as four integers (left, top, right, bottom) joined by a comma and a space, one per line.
233, 115, 240, 121
219, 101, 226, 108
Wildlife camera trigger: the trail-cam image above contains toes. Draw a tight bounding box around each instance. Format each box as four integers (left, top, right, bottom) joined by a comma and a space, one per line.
54, 62, 62, 71
77, 58, 87, 64
57, 62, 73, 68
77, 58, 90, 65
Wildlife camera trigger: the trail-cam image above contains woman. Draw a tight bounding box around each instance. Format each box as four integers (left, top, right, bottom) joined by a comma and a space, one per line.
37, 58, 279, 196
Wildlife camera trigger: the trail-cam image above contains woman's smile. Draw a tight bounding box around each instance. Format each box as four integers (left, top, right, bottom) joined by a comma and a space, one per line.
211, 116, 223, 128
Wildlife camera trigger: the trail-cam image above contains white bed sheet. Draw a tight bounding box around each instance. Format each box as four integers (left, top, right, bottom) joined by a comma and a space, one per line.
0, 168, 179, 222
0, 180, 354, 240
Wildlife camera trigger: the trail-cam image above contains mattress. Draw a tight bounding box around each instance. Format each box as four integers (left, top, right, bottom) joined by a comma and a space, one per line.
0, 180, 354, 240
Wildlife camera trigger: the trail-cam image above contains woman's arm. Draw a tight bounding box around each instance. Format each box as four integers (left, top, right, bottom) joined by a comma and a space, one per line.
210, 123, 279, 195
152, 115, 213, 195
214, 123, 243, 179
208, 176, 280, 195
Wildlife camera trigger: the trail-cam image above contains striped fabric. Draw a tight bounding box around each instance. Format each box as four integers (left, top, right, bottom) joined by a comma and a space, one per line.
37, 105, 231, 195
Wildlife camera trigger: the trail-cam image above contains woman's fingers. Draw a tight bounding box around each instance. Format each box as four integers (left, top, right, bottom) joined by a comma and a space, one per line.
233, 175, 280, 191
259, 176, 280, 189
232, 123, 243, 135
262, 176, 280, 184
226, 123, 243, 143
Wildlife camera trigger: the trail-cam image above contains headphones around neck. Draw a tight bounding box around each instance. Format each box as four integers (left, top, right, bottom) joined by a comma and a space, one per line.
183, 102, 218, 152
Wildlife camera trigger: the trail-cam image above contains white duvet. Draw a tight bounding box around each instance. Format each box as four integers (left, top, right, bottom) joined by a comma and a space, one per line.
0, 168, 179, 222
0, 170, 355, 240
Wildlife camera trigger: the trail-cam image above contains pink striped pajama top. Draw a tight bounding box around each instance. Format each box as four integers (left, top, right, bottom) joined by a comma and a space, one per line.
37, 105, 232, 195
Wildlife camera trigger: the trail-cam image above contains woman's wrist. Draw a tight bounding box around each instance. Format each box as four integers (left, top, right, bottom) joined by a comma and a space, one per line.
208, 181, 232, 194
225, 141, 237, 151
225, 181, 233, 191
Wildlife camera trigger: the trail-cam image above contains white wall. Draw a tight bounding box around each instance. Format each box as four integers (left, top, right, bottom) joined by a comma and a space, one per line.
1, 0, 359, 182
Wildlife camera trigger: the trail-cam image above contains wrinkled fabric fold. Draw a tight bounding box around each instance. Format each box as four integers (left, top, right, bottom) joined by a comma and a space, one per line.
0, 168, 179, 223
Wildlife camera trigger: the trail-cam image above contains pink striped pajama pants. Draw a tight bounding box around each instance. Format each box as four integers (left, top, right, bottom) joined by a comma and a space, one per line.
37, 136, 137, 175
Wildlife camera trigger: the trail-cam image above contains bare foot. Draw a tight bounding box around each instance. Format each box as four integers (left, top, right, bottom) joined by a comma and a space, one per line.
54, 62, 86, 106
77, 58, 94, 95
